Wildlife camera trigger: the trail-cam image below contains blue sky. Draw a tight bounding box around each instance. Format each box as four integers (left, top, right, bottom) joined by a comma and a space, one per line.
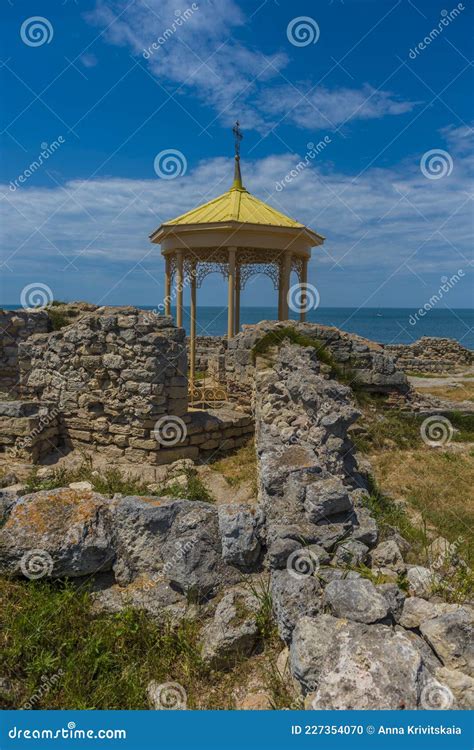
0, 0, 473, 309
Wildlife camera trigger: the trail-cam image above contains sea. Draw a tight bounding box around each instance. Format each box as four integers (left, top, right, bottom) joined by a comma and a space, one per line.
3, 306, 473, 349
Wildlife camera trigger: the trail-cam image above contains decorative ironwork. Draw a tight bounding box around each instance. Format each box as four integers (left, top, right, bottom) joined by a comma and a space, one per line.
195, 261, 229, 288
188, 376, 228, 406
232, 121, 243, 157
239, 263, 279, 290
291, 256, 303, 282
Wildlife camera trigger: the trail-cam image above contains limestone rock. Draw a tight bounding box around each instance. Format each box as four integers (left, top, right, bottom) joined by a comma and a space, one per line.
0, 488, 115, 578
310, 623, 431, 709
113, 495, 240, 599
323, 578, 389, 623
200, 588, 260, 668
331, 539, 369, 567
406, 566, 438, 597
370, 540, 405, 571
68, 481, 93, 491
435, 667, 474, 709
304, 477, 353, 523
399, 597, 460, 629
420, 608, 474, 676
351, 506, 378, 547
147, 680, 187, 710
271, 569, 321, 643
377, 583, 406, 621
218, 504, 261, 570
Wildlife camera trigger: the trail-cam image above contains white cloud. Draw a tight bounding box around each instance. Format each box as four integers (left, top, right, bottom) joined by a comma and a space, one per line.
1, 124, 472, 296
259, 84, 418, 130
86, 0, 416, 133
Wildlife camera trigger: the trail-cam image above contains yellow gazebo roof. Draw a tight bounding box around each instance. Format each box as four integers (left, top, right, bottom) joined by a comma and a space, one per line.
162, 185, 305, 229
150, 152, 325, 246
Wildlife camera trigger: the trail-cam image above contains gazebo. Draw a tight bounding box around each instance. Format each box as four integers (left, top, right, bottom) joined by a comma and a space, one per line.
150, 124, 324, 381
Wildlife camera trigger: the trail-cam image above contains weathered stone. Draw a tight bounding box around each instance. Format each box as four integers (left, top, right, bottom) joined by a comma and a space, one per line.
406, 566, 438, 597
419, 608, 474, 676
271, 569, 321, 643
217, 505, 261, 570
435, 667, 474, 709
351, 506, 378, 547
399, 597, 461, 629
323, 578, 389, 623
200, 588, 260, 668
0, 488, 115, 578
308, 621, 431, 709
304, 477, 353, 523
371, 540, 405, 571
377, 583, 406, 621
147, 680, 187, 710
331, 539, 369, 567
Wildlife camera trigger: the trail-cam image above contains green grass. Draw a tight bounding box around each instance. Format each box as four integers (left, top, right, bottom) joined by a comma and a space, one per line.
353, 409, 474, 453
364, 475, 429, 560
0, 578, 210, 709
24, 462, 215, 503
251, 326, 361, 392
24, 464, 150, 496
161, 468, 215, 503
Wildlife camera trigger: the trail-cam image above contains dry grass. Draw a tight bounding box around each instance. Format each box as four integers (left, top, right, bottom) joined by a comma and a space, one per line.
209, 439, 257, 492
370, 447, 474, 564
413, 381, 474, 403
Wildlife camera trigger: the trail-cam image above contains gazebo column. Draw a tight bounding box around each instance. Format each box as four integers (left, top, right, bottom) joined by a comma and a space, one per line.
300, 257, 308, 323
176, 249, 183, 328
277, 259, 284, 321
281, 249, 292, 320
190, 263, 197, 383
227, 246, 236, 339
164, 255, 171, 316
234, 265, 241, 335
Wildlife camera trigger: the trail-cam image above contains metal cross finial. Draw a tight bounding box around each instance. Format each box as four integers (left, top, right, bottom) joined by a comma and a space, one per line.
232, 121, 243, 157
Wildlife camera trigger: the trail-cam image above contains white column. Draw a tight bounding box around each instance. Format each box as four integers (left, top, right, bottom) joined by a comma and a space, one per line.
227, 247, 236, 339
176, 249, 183, 328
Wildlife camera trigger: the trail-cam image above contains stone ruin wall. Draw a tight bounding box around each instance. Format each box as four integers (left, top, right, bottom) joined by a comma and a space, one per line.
384, 337, 473, 373
0, 307, 253, 472
186, 336, 227, 375
0, 310, 50, 394
223, 321, 409, 406
2, 341, 470, 709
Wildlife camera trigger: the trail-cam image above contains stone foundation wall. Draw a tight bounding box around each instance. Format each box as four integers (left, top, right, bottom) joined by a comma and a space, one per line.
0, 310, 50, 394
186, 336, 227, 374
0, 307, 253, 468
384, 337, 473, 373
224, 321, 409, 405
0, 401, 60, 462
17, 307, 189, 465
